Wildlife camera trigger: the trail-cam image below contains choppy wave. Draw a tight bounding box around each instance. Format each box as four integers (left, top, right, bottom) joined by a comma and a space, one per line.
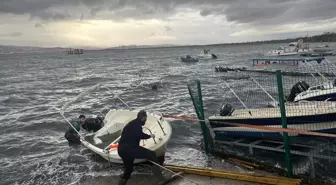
1, 45, 335, 185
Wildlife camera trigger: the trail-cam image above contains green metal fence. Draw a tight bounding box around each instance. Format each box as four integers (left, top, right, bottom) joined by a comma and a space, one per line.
187, 59, 336, 183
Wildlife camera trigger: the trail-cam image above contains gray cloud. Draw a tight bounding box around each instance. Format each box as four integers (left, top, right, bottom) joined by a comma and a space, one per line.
34, 23, 44, 28
8, 32, 23, 37
0, 0, 335, 26
164, 26, 173, 32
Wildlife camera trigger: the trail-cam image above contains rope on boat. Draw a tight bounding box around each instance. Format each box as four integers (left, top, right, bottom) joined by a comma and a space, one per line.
163, 115, 336, 138
223, 80, 252, 116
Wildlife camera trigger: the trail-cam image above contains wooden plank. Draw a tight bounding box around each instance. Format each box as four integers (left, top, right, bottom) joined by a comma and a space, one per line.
165, 165, 301, 185
229, 158, 260, 168
228, 159, 255, 170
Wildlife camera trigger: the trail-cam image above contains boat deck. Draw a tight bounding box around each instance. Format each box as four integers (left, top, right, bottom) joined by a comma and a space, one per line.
84, 131, 121, 149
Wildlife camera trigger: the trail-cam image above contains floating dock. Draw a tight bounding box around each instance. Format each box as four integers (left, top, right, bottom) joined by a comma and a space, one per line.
214, 66, 335, 77
249, 57, 325, 66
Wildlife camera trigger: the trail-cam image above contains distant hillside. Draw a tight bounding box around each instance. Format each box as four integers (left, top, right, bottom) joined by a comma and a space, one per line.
227, 32, 336, 45
0, 45, 67, 54
1, 32, 335, 53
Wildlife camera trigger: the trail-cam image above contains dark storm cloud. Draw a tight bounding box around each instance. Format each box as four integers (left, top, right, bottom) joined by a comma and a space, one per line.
0, 0, 335, 25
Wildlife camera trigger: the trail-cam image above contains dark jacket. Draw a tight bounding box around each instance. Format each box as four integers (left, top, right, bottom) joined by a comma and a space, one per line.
65, 119, 81, 134
119, 118, 151, 146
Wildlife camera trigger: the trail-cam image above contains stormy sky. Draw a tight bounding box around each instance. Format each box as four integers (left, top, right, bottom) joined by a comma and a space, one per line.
0, 0, 335, 47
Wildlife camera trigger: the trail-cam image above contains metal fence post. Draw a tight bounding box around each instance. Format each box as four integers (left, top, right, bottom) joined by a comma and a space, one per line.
276, 70, 293, 178
187, 80, 209, 154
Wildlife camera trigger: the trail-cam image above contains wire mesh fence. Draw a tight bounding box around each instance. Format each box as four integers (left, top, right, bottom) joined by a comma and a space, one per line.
280, 59, 336, 182
188, 57, 336, 183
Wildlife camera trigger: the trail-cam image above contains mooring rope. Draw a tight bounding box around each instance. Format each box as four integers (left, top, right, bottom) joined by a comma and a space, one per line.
149, 160, 203, 185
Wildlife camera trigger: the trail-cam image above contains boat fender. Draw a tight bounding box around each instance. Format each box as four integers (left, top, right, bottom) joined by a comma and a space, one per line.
220, 104, 235, 116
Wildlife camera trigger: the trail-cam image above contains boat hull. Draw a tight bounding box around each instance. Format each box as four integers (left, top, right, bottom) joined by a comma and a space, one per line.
209, 103, 336, 138
295, 92, 336, 102
181, 57, 198, 62
264, 52, 299, 57
81, 109, 172, 164
294, 84, 336, 102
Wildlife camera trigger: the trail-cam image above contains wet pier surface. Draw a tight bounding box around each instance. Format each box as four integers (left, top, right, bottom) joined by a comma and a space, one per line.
79, 174, 262, 185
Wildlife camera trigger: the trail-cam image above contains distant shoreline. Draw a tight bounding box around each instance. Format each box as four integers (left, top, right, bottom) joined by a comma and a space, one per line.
1, 32, 335, 51
106, 32, 336, 50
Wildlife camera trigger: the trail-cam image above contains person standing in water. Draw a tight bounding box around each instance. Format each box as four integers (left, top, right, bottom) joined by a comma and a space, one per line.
117, 110, 165, 185
64, 115, 86, 145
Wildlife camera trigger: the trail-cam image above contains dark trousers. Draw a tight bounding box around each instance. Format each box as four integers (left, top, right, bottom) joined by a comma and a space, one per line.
118, 144, 157, 179
64, 132, 80, 145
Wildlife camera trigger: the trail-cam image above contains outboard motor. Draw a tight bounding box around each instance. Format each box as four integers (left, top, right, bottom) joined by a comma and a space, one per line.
211, 54, 218, 59
220, 103, 235, 116
82, 115, 104, 132
287, 81, 310, 102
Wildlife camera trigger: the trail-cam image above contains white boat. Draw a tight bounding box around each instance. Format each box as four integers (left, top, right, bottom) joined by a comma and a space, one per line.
210, 100, 336, 138
60, 84, 172, 164
207, 79, 336, 138
81, 109, 172, 164
265, 46, 298, 56
287, 81, 336, 102
284, 58, 336, 102
181, 55, 199, 62
264, 39, 312, 57
198, 49, 217, 59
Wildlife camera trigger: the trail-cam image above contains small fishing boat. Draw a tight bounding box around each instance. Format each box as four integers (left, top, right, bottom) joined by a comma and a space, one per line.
60, 84, 172, 164
287, 81, 336, 102
198, 49, 218, 59
264, 39, 312, 57
265, 46, 298, 57
181, 55, 199, 63
282, 57, 336, 102
208, 79, 336, 138
82, 109, 172, 164
209, 101, 336, 138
